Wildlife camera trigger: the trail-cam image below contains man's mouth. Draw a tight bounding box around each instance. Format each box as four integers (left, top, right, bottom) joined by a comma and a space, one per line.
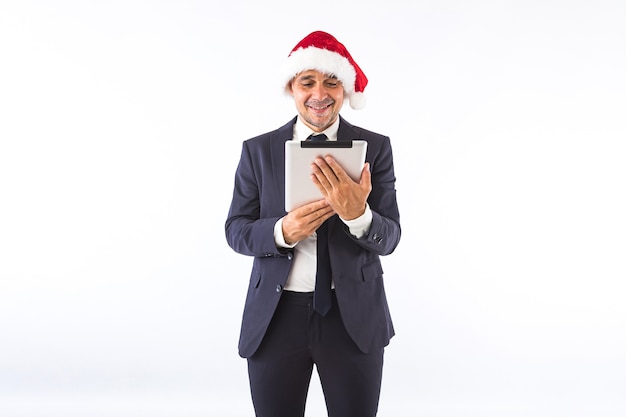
307, 100, 333, 114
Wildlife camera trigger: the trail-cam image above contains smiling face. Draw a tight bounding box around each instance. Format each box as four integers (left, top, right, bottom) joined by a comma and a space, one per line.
288, 70, 345, 132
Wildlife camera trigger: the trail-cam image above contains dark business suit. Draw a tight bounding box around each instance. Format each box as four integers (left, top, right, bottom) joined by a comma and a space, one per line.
225, 116, 401, 416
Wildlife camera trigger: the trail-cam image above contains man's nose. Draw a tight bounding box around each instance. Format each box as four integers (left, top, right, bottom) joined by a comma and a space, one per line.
311, 83, 328, 99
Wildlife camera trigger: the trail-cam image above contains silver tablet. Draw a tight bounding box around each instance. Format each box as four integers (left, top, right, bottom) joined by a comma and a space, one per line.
285, 140, 367, 212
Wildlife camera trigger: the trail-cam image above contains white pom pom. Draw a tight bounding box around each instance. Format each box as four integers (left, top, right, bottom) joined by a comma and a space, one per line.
349, 92, 367, 110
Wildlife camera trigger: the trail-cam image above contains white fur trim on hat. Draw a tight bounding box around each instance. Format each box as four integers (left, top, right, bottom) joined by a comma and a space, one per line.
280, 47, 357, 95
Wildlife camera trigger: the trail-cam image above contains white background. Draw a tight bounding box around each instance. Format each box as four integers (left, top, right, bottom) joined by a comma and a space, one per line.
1, 1, 625, 416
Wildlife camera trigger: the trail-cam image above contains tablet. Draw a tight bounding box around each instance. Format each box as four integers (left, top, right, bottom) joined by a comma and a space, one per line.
285, 140, 367, 212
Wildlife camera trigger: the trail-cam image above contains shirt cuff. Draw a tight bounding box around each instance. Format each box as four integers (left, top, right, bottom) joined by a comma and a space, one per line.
274, 217, 297, 248
340, 204, 373, 239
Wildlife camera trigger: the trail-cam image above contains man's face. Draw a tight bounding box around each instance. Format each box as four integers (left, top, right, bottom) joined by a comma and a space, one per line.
288, 70, 345, 132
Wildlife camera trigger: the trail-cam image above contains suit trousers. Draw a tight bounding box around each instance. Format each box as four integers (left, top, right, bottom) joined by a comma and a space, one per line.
247, 290, 384, 417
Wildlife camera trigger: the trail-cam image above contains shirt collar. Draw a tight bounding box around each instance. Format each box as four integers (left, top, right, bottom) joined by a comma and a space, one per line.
293, 117, 340, 142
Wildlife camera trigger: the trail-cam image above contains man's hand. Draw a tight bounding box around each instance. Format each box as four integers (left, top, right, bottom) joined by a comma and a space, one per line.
282, 199, 335, 245
311, 156, 371, 220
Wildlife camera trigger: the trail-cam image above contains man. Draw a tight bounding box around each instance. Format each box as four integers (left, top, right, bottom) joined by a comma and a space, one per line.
225, 31, 401, 417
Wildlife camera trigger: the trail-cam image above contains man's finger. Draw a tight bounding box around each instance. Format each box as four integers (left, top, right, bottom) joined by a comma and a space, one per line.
324, 156, 352, 182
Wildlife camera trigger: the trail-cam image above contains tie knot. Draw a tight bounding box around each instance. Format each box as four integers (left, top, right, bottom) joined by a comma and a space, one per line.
307, 133, 328, 141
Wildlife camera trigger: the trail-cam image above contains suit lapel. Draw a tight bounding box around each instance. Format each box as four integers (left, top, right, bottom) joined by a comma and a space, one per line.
337, 116, 359, 142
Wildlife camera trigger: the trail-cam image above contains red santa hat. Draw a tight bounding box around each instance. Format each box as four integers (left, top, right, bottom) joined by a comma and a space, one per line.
281, 31, 368, 110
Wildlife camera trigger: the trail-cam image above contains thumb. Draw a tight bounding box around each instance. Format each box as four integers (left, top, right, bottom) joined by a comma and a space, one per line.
360, 162, 372, 189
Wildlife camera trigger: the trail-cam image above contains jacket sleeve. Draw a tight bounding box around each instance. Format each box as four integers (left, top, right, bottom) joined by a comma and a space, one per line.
225, 140, 287, 258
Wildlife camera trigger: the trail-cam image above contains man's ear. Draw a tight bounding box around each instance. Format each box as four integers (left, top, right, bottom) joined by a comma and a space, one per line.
286, 81, 294, 95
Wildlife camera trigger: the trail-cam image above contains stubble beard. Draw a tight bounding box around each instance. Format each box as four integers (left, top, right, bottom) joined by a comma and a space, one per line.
303, 98, 338, 131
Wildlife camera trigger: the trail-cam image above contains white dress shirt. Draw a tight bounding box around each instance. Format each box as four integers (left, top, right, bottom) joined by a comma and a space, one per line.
273, 117, 373, 292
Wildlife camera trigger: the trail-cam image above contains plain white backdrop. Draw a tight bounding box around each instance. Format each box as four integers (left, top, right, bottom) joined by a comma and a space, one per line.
1, 1, 625, 416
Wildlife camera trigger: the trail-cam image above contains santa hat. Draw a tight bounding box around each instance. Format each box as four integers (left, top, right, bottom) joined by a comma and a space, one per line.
281, 31, 368, 110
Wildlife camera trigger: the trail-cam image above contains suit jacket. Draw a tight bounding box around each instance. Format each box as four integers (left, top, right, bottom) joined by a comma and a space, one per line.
225, 116, 401, 358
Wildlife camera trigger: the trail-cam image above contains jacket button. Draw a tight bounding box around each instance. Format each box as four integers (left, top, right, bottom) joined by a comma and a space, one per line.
276, 285, 283, 293
287, 253, 293, 260
372, 233, 383, 244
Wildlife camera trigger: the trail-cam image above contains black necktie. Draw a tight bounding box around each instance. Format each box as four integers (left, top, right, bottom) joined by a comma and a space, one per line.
307, 133, 328, 141
307, 133, 332, 315
314, 221, 332, 316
